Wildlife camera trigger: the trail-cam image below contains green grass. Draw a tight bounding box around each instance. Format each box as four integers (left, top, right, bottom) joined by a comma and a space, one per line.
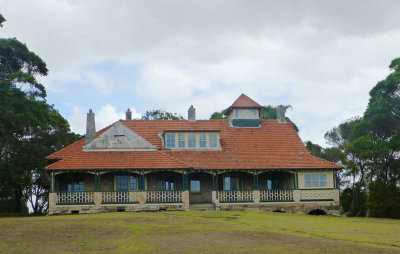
0, 211, 399, 253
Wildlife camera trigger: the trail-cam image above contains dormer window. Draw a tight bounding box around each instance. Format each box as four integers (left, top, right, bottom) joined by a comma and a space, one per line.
178, 134, 185, 148
166, 133, 175, 148
209, 134, 218, 148
188, 134, 196, 148
224, 94, 262, 128
163, 131, 221, 150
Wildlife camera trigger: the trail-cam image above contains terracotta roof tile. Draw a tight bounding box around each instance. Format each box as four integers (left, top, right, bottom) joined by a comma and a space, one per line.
230, 93, 262, 108
45, 119, 342, 170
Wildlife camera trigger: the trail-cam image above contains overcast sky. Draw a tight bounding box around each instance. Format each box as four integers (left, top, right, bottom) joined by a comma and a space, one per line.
2, 0, 400, 146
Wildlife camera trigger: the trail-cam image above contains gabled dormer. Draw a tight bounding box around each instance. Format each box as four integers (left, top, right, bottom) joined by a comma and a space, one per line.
225, 94, 262, 127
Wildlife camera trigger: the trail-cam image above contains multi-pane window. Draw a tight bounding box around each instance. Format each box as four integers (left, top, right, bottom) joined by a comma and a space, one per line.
178, 134, 185, 148
67, 180, 84, 192
166, 133, 175, 148
224, 176, 238, 191
235, 110, 239, 118
130, 176, 137, 190
305, 174, 327, 187
209, 134, 218, 148
266, 179, 280, 190
188, 134, 196, 148
157, 179, 175, 190
199, 134, 206, 148
251, 109, 257, 116
190, 180, 200, 192
116, 175, 137, 191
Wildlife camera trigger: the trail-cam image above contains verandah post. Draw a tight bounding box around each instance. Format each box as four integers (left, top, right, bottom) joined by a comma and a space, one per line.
50, 171, 55, 193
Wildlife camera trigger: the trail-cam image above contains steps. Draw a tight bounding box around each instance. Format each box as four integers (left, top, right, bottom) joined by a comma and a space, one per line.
189, 203, 216, 211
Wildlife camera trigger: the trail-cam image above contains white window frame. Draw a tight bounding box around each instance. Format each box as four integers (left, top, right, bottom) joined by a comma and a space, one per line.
166, 133, 175, 148
304, 174, 327, 188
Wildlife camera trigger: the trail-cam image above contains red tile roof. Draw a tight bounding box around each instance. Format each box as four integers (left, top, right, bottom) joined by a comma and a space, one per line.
230, 93, 262, 108
45, 119, 342, 171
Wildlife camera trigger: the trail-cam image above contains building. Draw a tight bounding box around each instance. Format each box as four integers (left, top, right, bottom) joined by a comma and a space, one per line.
46, 94, 342, 215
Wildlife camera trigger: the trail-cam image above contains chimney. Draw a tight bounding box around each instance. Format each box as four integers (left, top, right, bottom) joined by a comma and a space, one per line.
277, 105, 287, 123
188, 105, 196, 122
86, 109, 96, 144
126, 108, 132, 120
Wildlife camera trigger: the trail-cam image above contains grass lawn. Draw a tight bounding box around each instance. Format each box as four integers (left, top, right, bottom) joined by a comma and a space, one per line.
0, 211, 399, 253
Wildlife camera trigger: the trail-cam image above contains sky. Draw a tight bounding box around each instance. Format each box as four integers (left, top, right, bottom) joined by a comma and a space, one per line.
1, 0, 400, 146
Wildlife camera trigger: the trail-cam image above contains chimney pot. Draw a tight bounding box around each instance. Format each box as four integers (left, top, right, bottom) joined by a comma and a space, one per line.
188, 106, 196, 122
86, 109, 96, 144
126, 108, 132, 120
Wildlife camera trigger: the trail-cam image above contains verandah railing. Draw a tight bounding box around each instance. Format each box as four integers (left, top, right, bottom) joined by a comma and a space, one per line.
260, 189, 294, 202
101, 191, 139, 204
146, 190, 182, 203
217, 190, 253, 203
56, 191, 94, 205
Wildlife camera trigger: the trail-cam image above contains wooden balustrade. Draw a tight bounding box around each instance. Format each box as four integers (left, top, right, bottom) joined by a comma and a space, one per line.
217, 190, 253, 203
56, 191, 94, 205
146, 190, 182, 203
260, 189, 294, 202
101, 191, 138, 204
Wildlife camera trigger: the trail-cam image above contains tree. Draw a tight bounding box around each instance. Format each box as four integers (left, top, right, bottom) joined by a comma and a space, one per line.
0, 14, 5, 27
141, 109, 184, 120
324, 57, 400, 218
0, 35, 79, 214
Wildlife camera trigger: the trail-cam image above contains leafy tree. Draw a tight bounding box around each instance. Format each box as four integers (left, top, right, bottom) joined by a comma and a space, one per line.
141, 109, 184, 120
0, 35, 79, 213
325, 57, 400, 218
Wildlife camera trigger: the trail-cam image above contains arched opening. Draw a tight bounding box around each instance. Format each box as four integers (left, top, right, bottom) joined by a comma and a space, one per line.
308, 209, 327, 215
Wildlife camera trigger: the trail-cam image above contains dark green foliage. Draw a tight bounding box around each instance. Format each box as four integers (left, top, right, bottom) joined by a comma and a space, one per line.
0, 14, 5, 27
325, 57, 400, 218
0, 38, 79, 214
141, 109, 184, 120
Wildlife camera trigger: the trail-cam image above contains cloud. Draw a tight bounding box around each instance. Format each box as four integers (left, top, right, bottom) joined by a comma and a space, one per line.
68, 104, 141, 135
2, 0, 400, 145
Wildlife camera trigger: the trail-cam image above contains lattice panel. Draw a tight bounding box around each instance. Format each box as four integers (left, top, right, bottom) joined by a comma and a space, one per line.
146, 190, 182, 203
260, 190, 293, 202
300, 189, 333, 200
57, 192, 94, 204
101, 191, 138, 203
217, 190, 253, 202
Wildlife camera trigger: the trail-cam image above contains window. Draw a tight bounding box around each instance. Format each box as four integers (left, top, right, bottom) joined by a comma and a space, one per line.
209, 134, 218, 148
188, 134, 196, 148
166, 133, 175, 148
199, 134, 206, 148
190, 180, 200, 192
130, 176, 137, 190
224, 176, 238, 190
266, 179, 280, 190
251, 109, 257, 116
157, 179, 175, 190
235, 110, 239, 118
67, 180, 84, 192
305, 174, 327, 187
178, 134, 185, 148
116, 175, 137, 191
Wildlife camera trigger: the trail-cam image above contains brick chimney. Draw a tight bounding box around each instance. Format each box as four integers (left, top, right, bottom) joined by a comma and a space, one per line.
86, 109, 96, 144
277, 105, 287, 123
188, 105, 196, 122
126, 108, 132, 120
